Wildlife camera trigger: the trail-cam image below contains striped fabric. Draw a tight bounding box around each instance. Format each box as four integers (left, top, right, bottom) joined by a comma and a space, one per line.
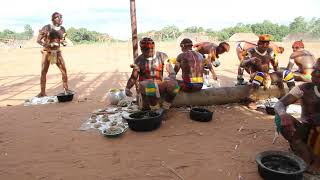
146, 83, 157, 96
283, 70, 295, 82
303, 72, 312, 80
173, 84, 180, 94
252, 72, 265, 85
182, 76, 204, 83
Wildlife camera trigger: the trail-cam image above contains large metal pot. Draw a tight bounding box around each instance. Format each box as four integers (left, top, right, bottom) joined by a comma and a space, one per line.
106, 88, 126, 105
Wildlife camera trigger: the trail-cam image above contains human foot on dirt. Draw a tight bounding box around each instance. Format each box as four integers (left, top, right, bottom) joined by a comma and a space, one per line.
306, 162, 320, 175
156, 108, 168, 120
236, 78, 248, 86
246, 101, 257, 110
36, 93, 47, 97
64, 89, 75, 94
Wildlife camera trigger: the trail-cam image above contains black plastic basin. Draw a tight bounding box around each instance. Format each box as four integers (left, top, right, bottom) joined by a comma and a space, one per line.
190, 107, 213, 122
265, 106, 276, 115
122, 111, 162, 132
256, 150, 306, 180
57, 92, 74, 102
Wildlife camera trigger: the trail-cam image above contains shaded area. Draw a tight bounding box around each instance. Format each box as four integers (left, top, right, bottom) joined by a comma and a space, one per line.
0, 71, 131, 106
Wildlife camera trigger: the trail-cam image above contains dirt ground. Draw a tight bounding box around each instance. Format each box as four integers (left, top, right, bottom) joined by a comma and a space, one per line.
0, 42, 320, 180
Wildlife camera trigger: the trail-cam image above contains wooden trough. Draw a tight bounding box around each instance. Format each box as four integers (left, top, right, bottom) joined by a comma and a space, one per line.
172, 85, 287, 106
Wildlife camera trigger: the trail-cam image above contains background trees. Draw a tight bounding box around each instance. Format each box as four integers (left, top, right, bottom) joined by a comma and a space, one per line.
1, 16, 320, 43
137, 16, 320, 41
0, 25, 34, 40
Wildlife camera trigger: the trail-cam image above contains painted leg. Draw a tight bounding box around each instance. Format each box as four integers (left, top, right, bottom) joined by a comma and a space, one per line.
236, 67, 247, 85
56, 54, 69, 92
246, 84, 259, 110
38, 53, 50, 97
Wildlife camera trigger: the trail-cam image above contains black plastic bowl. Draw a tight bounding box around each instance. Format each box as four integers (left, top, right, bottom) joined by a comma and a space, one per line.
190, 107, 213, 122
57, 92, 74, 102
256, 151, 306, 180
122, 111, 162, 132
265, 106, 276, 115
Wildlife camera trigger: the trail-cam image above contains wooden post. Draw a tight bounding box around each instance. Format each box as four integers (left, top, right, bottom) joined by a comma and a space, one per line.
130, 0, 138, 60
129, 0, 141, 108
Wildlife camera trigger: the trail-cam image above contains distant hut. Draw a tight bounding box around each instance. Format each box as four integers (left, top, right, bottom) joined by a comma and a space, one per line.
282, 32, 320, 42
176, 33, 214, 45
228, 33, 258, 42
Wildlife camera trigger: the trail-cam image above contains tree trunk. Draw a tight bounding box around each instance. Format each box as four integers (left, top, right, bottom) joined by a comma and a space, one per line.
172, 85, 287, 107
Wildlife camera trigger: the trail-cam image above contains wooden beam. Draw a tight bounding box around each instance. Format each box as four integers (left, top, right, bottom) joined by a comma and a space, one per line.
172, 85, 287, 106
130, 0, 138, 60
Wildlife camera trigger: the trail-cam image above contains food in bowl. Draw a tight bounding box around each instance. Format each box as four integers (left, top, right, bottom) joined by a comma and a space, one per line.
103, 126, 124, 137
90, 114, 97, 120
110, 121, 118, 126
101, 116, 110, 122
93, 123, 101, 128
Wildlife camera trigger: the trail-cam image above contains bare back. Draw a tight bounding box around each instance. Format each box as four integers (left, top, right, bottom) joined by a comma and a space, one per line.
290, 50, 315, 73
295, 83, 320, 125
194, 42, 217, 55
176, 50, 204, 80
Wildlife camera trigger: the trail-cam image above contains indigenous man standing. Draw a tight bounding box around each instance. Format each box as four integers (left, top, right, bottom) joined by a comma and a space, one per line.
125, 37, 179, 114
36, 12, 71, 97
286, 40, 316, 82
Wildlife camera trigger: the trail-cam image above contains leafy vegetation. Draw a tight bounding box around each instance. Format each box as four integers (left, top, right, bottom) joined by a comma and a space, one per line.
66, 27, 114, 44
1, 16, 320, 43
0, 24, 34, 40
138, 16, 320, 41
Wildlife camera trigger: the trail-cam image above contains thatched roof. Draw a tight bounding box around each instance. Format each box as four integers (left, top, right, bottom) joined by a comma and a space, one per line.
282, 33, 320, 42
228, 33, 258, 42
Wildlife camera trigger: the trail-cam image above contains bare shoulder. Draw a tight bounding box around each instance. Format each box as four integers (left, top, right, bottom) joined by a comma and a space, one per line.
267, 48, 275, 57
195, 51, 204, 58
37, 25, 50, 38
157, 51, 168, 60
39, 24, 50, 33
299, 82, 314, 92
289, 51, 301, 59
134, 55, 144, 64
195, 41, 211, 48
176, 52, 184, 59
60, 26, 66, 33
302, 50, 314, 56
290, 50, 313, 59
247, 47, 255, 53
267, 47, 274, 53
